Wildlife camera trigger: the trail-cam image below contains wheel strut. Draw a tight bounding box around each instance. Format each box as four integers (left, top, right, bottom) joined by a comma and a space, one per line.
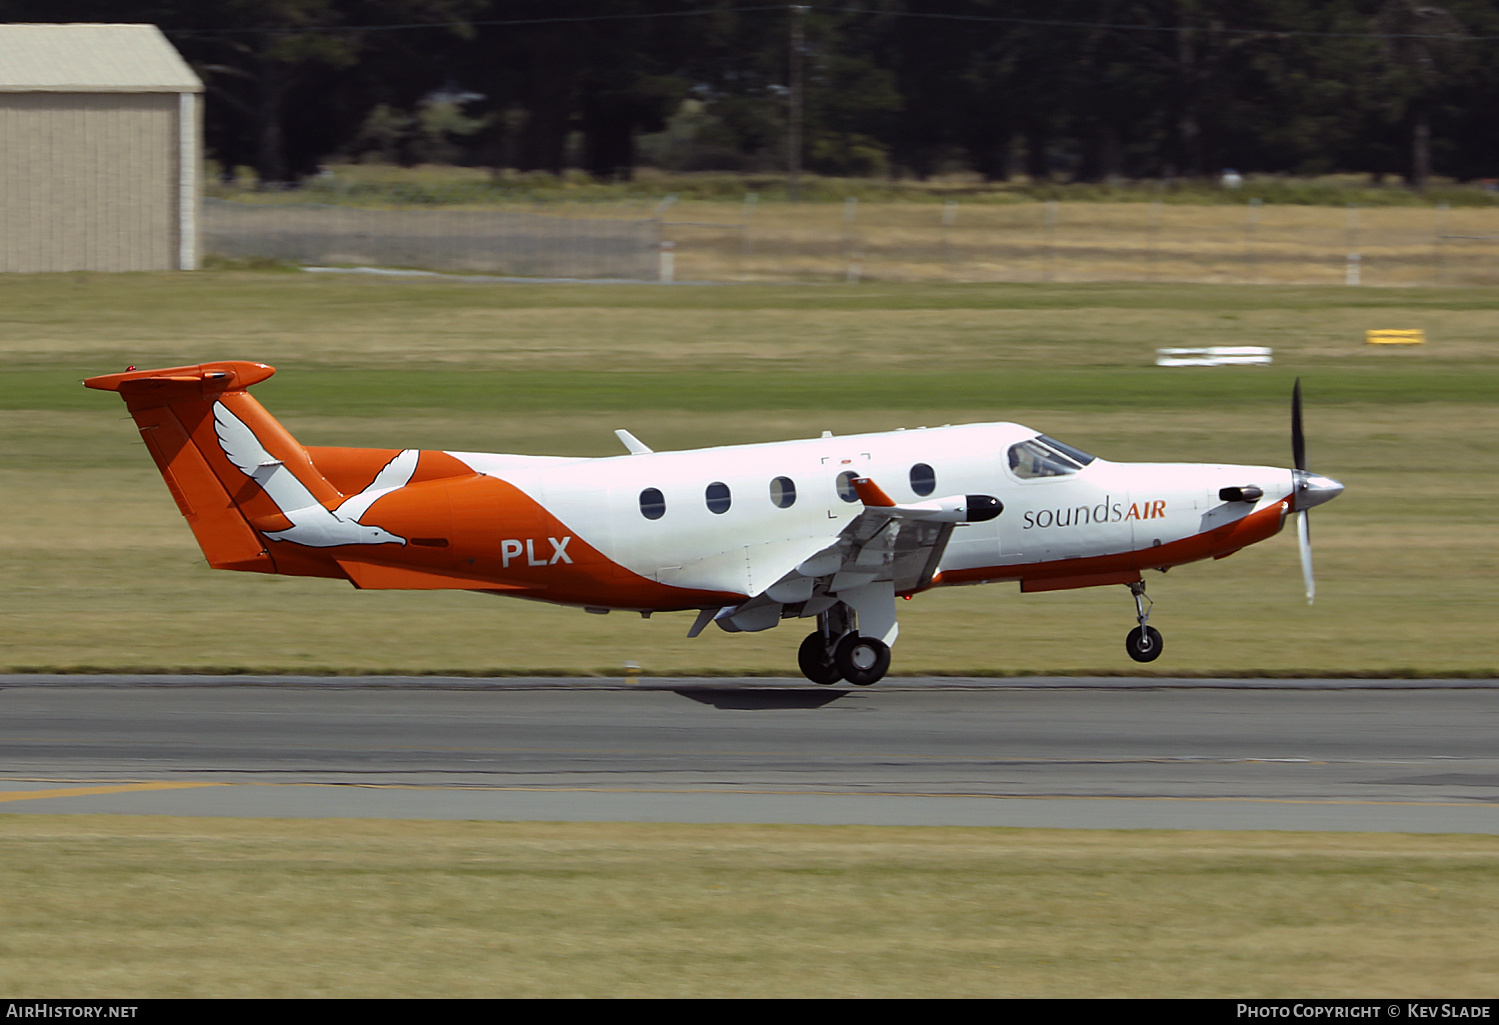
1128, 580, 1152, 632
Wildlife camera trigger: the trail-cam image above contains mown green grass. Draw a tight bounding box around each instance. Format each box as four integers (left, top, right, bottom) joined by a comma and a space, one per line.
11, 366, 1498, 417
1, 272, 1495, 675
1, 817, 1497, 998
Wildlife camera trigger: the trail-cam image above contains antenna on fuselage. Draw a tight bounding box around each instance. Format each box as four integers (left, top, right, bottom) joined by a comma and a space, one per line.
615, 429, 653, 455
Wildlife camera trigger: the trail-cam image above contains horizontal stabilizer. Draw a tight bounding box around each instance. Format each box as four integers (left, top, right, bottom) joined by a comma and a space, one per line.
85, 361, 276, 397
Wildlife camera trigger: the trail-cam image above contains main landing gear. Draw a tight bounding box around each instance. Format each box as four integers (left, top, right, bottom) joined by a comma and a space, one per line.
1124, 581, 1163, 663
797, 631, 843, 684
797, 607, 891, 686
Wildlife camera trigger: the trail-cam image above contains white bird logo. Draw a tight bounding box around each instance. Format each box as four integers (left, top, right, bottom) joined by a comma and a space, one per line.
213, 401, 415, 547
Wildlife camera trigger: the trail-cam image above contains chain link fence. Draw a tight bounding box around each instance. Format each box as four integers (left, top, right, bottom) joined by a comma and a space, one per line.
202, 199, 659, 279
202, 196, 1499, 286
685, 198, 1499, 286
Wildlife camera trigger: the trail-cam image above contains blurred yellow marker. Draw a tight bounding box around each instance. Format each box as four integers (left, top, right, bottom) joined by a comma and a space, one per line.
1366, 329, 1425, 345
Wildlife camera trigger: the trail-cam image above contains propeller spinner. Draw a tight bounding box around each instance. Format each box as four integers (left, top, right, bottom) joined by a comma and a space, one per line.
1290, 379, 1345, 604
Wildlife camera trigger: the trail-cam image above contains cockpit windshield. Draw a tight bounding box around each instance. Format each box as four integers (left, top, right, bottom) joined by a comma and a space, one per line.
1007, 434, 1097, 479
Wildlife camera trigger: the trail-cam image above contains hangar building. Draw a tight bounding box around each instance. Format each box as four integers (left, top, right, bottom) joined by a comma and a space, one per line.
0, 23, 203, 272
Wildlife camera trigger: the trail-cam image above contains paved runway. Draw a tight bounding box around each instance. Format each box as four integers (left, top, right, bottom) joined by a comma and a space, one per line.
3, 675, 1497, 832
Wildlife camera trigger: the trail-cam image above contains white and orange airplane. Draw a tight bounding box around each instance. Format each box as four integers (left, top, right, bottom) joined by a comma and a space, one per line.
86, 361, 1342, 685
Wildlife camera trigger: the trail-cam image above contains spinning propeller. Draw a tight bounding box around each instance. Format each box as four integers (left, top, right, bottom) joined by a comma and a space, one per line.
1290, 379, 1344, 604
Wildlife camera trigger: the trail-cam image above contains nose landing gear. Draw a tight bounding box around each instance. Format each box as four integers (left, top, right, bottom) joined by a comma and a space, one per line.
1125, 581, 1163, 663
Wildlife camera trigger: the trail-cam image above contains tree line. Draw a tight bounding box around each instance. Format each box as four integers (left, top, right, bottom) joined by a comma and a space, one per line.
6, 1, 1497, 190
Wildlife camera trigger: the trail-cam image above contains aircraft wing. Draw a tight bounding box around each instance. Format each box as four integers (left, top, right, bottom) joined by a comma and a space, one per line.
765, 507, 953, 599
791, 474, 998, 596
706, 476, 996, 638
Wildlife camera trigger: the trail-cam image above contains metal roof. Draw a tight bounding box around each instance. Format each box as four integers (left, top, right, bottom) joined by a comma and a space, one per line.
0, 23, 202, 93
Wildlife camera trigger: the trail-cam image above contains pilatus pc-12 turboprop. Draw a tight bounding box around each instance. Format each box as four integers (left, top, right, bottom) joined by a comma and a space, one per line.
86, 362, 1342, 686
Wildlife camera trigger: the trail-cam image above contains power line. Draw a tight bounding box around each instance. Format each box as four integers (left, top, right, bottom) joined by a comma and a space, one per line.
826, 6, 1491, 42
159, 3, 1498, 43
163, 4, 789, 36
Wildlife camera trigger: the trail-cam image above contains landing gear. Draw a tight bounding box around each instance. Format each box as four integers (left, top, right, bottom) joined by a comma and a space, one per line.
796, 605, 893, 686
1125, 581, 1164, 663
1125, 625, 1163, 662
834, 633, 891, 686
797, 631, 842, 685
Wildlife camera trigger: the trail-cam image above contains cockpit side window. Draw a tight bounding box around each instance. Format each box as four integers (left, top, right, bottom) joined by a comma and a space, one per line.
1036, 435, 1096, 468
1008, 436, 1096, 479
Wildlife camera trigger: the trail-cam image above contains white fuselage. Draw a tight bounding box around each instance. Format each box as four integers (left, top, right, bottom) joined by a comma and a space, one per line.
451, 422, 1296, 600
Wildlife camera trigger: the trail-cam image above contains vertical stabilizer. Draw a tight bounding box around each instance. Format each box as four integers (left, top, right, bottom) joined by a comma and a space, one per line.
84, 362, 343, 577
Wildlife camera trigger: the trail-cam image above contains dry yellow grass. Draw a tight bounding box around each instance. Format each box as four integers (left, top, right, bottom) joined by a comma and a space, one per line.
655, 200, 1499, 286
431, 198, 1499, 286
1, 816, 1496, 998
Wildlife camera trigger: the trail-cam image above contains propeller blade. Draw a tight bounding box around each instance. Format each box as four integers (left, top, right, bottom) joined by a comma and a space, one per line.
1291, 377, 1306, 472
1296, 510, 1315, 605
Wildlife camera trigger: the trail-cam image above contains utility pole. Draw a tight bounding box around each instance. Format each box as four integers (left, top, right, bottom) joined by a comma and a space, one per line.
788, 4, 807, 202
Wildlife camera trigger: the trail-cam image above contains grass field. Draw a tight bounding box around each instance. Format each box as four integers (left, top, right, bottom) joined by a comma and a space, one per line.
1, 271, 1496, 676
4, 272, 1497, 999
1, 817, 1496, 998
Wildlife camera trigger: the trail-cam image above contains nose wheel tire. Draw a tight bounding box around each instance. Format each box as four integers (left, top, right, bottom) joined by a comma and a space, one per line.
1125, 625, 1164, 663
797, 631, 843, 685
834, 634, 891, 686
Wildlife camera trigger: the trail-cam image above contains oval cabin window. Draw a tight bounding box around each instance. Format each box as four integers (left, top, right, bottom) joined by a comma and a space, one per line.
705, 481, 732, 514
910, 462, 936, 496
639, 488, 666, 520
835, 471, 860, 503
770, 476, 796, 509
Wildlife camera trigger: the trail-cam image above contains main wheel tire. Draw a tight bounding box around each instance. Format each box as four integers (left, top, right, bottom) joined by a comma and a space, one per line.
1125, 625, 1164, 663
797, 631, 842, 685
834, 634, 891, 686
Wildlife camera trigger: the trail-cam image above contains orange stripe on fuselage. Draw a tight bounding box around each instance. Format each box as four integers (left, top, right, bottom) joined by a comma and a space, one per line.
307, 461, 744, 611
936, 499, 1289, 591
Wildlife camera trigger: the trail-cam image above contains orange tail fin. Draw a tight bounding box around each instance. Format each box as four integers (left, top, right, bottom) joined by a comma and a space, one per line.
84, 361, 343, 577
